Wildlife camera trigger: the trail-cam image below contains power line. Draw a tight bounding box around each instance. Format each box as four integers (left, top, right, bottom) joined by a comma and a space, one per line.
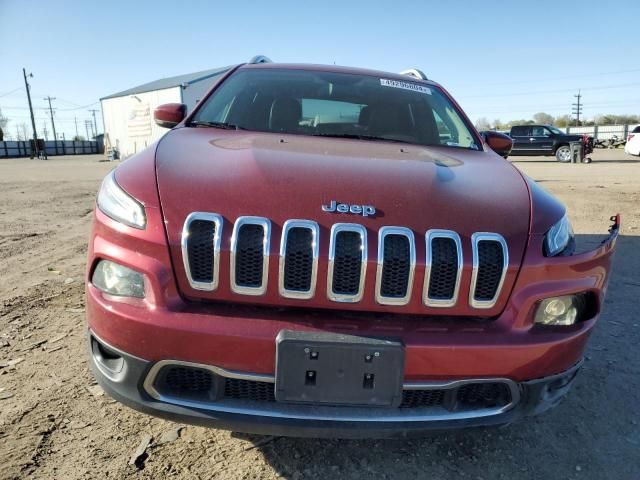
458, 81, 640, 99
446, 68, 640, 88
0, 87, 23, 99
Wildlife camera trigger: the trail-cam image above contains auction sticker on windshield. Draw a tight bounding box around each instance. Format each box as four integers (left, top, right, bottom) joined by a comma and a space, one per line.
380, 78, 431, 94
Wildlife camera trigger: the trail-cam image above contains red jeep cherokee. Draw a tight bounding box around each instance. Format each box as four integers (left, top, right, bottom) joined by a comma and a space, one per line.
86, 59, 618, 438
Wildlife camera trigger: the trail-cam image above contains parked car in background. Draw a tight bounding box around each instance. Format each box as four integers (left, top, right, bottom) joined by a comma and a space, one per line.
509, 124, 593, 162
624, 126, 640, 156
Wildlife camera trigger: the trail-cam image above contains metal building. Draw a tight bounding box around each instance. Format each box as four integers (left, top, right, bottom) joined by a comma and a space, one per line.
100, 66, 230, 158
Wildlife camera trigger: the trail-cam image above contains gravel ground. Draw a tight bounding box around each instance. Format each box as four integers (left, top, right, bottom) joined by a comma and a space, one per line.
0, 149, 639, 479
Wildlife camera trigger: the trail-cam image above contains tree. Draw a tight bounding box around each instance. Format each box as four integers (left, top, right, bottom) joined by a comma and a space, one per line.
73, 135, 86, 141
475, 117, 491, 130
0, 107, 8, 140
532, 112, 554, 125
554, 115, 572, 128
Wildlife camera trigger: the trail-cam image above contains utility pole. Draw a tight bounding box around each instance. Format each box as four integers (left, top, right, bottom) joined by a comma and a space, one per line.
88, 109, 99, 137
42, 121, 48, 140
74, 117, 79, 139
84, 120, 90, 140
572, 90, 583, 127
22, 68, 39, 158
44, 96, 58, 154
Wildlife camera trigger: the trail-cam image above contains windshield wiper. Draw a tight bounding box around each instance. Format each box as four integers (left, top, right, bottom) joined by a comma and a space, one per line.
189, 120, 245, 130
310, 133, 406, 143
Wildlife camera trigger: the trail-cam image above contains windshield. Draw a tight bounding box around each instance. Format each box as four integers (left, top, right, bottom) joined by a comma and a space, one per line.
548, 126, 563, 135
191, 68, 480, 150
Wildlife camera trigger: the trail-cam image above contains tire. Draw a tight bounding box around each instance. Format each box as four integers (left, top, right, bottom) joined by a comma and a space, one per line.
555, 145, 571, 162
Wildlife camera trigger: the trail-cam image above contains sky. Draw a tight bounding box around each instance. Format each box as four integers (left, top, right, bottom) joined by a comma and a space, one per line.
1, 0, 639, 140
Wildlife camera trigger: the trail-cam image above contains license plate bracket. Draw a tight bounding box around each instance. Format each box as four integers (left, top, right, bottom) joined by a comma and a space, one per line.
275, 330, 404, 407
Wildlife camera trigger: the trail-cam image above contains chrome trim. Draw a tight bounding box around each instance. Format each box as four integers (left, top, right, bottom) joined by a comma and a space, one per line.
181, 212, 223, 291
141, 359, 520, 423
399, 68, 428, 80
469, 232, 509, 309
375, 227, 416, 306
278, 219, 320, 300
230, 216, 271, 296
423, 229, 463, 307
327, 223, 367, 303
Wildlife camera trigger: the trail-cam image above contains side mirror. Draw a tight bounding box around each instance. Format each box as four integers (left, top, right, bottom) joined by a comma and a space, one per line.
154, 103, 186, 128
482, 131, 513, 159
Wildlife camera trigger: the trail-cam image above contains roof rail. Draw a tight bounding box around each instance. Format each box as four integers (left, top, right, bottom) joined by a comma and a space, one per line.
249, 55, 273, 64
399, 68, 428, 81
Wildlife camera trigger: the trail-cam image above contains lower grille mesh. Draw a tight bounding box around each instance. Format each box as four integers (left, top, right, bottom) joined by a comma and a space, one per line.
154, 365, 511, 412
224, 378, 276, 402
186, 220, 216, 283
235, 224, 265, 288
380, 234, 411, 298
474, 240, 505, 301
332, 231, 363, 295
164, 366, 213, 393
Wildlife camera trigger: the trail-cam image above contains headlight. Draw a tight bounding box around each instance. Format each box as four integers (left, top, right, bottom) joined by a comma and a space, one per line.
544, 214, 574, 256
534, 293, 589, 326
92, 260, 145, 298
97, 171, 146, 229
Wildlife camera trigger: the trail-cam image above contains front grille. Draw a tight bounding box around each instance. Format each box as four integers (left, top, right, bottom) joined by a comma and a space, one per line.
186, 221, 215, 283
182, 213, 223, 290
471, 235, 508, 307
181, 213, 510, 309
230, 217, 271, 295
235, 225, 265, 287
152, 365, 512, 413
380, 235, 411, 297
428, 237, 459, 299
330, 227, 366, 300
283, 228, 314, 292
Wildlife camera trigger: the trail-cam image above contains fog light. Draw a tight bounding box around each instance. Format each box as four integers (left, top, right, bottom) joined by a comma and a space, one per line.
534, 294, 586, 326
92, 260, 145, 298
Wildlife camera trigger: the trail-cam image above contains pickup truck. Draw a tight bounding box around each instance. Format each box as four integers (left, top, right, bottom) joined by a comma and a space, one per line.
86, 58, 618, 438
509, 124, 593, 162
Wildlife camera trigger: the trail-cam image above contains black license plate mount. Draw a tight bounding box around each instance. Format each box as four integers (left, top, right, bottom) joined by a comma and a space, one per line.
275, 330, 404, 407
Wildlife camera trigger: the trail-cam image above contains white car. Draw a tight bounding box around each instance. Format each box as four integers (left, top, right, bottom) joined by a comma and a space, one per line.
625, 126, 640, 156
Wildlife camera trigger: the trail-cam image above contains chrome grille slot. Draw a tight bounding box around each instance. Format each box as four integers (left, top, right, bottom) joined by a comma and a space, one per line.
376, 227, 415, 305
279, 220, 319, 299
470, 233, 508, 308
231, 217, 271, 295
328, 224, 367, 302
182, 212, 223, 291
424, 230, 462, 307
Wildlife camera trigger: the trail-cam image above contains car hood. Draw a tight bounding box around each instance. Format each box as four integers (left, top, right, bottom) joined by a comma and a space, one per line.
155, 127, 531, 315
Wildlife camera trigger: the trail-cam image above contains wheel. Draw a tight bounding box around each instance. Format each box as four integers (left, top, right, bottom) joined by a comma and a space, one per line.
555, 145, 571, 162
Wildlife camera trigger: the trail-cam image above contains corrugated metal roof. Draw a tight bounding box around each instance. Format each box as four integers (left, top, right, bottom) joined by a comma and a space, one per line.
101, 65, 232, 100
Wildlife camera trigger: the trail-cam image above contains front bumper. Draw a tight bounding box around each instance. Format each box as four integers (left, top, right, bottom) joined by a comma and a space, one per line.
89, 332, 582, 438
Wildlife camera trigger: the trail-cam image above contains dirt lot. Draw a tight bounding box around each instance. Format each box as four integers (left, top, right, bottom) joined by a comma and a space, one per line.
1, 149, 639, 479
